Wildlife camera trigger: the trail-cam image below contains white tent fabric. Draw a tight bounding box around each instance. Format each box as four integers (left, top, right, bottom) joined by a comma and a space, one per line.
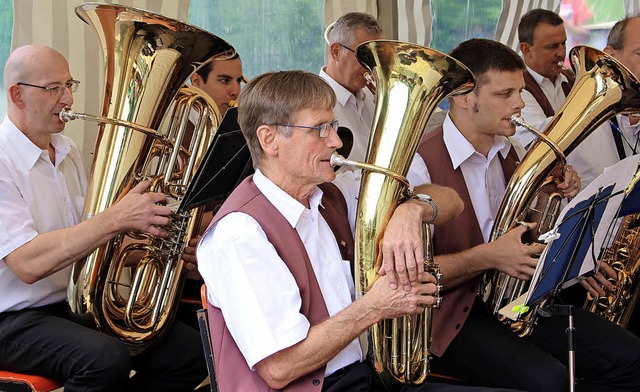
495, 0, 562, 51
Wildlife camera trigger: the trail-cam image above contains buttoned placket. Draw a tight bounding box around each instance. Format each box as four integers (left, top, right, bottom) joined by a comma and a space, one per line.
44, 151, 76, 227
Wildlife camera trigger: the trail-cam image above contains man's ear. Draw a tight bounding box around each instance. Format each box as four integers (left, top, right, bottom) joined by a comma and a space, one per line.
452, 90, 474, 110
256, 125, 278, 157
519, 42, 531, 58
603, 45, 615, 56
191, 73, 203, 87
329, 42, 342, 61
8, 85, 25, 108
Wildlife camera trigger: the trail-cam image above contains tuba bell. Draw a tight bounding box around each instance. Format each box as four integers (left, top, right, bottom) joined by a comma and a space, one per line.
481, 46, 640, 337
332, 40, 474, 384
64, 2, 234, 354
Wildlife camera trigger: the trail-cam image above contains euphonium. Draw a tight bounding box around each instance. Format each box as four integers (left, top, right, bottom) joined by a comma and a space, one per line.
335, 40, 474, 384
584, 168, 640, 326
482, 46, 640, 337
584, 212, 640, 326
65, 3, 234, 354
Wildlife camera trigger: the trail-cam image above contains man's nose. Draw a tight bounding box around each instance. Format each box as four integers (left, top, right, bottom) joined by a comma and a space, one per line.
327, 126, 343, 149
230, 82, 241, 98
59, 85, 74, 106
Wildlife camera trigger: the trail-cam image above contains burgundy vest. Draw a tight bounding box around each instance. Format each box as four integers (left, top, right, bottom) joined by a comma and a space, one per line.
205, 176, 354, 392
416, 127, 519, 356
523, 69, 575, 117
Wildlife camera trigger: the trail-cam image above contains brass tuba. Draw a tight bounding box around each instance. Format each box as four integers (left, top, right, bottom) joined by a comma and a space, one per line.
332, 40, 474, 384
64, 3, 234, 354
481, 46, 640, 337
584, 168, 640, 326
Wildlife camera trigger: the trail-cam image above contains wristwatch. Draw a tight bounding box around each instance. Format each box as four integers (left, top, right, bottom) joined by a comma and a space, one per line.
410, 193, 438, 223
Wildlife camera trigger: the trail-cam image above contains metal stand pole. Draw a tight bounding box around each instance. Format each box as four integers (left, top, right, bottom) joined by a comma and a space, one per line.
567, 305, 575, 392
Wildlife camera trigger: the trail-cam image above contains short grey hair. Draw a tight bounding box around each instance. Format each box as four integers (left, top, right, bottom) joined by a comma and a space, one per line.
328, 12, 382, 47
237, 71, 336, 167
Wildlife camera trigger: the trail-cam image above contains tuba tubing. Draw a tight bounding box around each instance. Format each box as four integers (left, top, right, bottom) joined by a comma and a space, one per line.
481, 46, 640, 337
349, 39, 474, 384
66, 2, 232, 354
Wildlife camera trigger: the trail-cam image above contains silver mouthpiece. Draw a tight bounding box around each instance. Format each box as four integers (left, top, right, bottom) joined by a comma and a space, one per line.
557, 61, 564, 68
509, 114, 526, 127
330, 152, 356, 168
59, 107, 80, 122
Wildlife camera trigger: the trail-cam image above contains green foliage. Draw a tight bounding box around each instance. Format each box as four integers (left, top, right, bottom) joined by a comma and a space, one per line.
586, 0, 624, 25
431, 0, 502, 53
189, 0, 325, 80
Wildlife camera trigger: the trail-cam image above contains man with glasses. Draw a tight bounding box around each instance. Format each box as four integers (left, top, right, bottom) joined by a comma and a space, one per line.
320, 12, 381, 163
0, 45, 207, 392
197, 69, 520, 392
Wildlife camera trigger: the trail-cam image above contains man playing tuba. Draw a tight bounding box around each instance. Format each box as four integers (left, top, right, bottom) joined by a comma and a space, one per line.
197, 70, 523, 392
410, 37, 640, 392
0, 45, 207, 392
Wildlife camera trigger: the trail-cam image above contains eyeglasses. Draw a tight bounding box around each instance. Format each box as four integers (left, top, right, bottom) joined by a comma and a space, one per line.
337, 43, 356, 54
17, 80, 80, 96
276, 120, 339, 138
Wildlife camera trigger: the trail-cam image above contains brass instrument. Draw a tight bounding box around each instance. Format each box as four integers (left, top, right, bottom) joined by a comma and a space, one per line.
335, 40, 474, 384
65, 3, 234, 354
584, 169, 640, 326
482, 46, 640, 337
584, 213, 640, 326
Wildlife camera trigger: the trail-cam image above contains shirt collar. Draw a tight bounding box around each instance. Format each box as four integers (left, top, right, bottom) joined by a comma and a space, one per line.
527, 66, 568, 87
252, 168, 324, 229
442, 113, 513, 169
0, 116, 72, 173
320, 67, 364, 108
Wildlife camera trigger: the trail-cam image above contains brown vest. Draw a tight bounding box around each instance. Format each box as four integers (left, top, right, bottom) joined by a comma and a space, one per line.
523, 69, 575, 117
205, 176, 354, 392
416, 126, 519, 356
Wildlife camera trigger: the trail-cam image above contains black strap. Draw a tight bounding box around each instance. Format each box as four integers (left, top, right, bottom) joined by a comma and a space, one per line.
611, 116, 627, 160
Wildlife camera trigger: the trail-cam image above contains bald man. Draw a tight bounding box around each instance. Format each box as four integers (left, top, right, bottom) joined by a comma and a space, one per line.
0, 45, 206, 392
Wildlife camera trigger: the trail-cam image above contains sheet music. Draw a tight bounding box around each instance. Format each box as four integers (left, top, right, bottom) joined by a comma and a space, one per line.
523, 155, 640, 308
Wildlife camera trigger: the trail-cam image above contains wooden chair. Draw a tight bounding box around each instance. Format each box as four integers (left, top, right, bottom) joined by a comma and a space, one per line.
0, 370, 62, 392
196, 284, 218, 392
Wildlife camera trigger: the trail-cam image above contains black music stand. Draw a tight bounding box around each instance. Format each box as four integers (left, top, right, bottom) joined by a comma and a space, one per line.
521, 156, 640, 392
180, 107, 254, 212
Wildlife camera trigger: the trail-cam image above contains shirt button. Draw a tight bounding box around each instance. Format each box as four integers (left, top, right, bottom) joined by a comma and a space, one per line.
455, 324, 461, 330
312, 379, 320, 386
463, 306, 469, 312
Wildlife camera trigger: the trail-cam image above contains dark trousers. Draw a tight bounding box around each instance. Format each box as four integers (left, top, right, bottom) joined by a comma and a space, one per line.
0, 302, 207, 392
431, 300, 640, 392
322, 361, 522, 392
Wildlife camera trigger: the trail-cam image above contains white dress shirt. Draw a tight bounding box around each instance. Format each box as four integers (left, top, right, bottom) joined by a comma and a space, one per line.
516, 67, 639, 190
517, 67, 571, 147
197, 169, 362, 376
411, 114, 525, 241
0, 116, 86, 312
319, 68, 376, 164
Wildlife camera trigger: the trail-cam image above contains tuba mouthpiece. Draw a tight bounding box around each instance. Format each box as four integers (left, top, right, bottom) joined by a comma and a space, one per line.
330, 151, 350, 167
509, 114, 526, 127
557, 61, 565, 68
59, 107, 79, 122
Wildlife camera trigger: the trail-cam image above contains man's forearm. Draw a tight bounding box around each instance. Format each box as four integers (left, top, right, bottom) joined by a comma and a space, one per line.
4, 210, 122, 284
254, 296, 378, 389
413, 183, 463, 224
